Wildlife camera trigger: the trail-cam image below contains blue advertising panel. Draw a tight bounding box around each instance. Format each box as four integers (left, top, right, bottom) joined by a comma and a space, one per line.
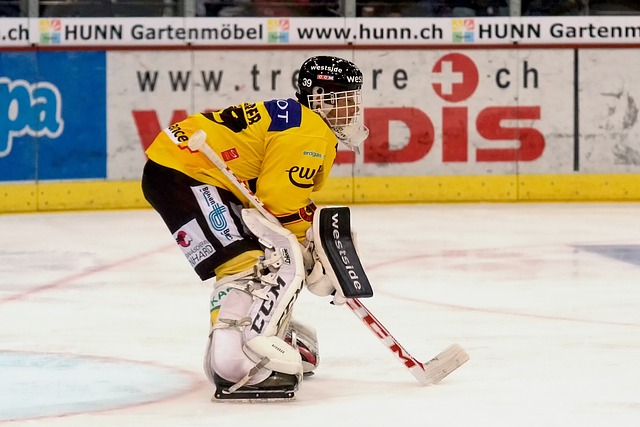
0, 51, 106, 181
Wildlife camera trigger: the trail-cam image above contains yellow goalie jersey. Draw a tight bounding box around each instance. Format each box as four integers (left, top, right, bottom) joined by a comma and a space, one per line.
145, 98, 338, 241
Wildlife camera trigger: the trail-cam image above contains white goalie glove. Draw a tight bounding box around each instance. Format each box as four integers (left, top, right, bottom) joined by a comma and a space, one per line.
300, 206, 372, 304
301, 226, 340, 299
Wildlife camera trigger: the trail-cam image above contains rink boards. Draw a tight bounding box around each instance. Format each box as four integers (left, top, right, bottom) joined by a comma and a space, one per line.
1, 17, 640, 211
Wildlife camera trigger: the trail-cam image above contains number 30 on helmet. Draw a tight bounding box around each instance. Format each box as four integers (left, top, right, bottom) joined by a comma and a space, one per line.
296, 56, 369, 152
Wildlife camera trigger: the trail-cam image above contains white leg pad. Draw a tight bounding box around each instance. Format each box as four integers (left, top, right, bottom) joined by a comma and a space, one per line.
241, 209, 306, 341
204, 289, 272, 385
203, 209, 306, 386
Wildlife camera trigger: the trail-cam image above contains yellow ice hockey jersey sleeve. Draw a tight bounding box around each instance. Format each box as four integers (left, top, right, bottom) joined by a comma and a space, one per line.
145, 98, 337, 240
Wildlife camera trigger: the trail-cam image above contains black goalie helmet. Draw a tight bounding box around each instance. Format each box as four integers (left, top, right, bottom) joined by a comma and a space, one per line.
296, 56, 369, 151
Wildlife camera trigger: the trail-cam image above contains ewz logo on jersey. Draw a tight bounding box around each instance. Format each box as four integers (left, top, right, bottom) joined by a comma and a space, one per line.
0, 78, 64, 158
287, 165, 317, 188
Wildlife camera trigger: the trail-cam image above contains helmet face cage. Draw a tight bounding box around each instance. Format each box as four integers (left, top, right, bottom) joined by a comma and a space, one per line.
297, 56, 369, 151
307, 88, 368, 151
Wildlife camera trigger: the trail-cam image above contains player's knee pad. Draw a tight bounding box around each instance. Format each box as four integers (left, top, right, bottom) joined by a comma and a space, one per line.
204, 209, 305, 386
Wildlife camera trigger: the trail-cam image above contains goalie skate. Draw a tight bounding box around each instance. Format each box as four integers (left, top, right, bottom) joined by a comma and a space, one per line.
212, 371, 298, 402
284, 318, 319, 376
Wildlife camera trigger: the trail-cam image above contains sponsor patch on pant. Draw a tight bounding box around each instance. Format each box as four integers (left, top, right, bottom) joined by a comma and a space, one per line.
191, 184, 243, 246
173, 219, 216, 267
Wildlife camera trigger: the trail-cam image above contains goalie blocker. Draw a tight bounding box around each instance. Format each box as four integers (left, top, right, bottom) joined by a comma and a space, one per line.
312, 206, 374, 299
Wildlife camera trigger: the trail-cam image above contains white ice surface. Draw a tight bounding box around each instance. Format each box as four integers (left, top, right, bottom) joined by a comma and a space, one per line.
1, 203, 639, 426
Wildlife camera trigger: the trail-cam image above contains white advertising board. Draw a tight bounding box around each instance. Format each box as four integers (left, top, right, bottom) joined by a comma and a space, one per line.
1, 17, 639, 48
107, 49, 579, 180
579, 49, 640, 174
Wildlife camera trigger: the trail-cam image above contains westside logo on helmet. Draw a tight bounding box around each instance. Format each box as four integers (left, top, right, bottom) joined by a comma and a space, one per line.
309, 65, 342, 73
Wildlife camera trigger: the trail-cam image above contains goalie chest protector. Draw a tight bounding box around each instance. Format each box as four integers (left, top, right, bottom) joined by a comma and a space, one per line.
315, 207, 374, 298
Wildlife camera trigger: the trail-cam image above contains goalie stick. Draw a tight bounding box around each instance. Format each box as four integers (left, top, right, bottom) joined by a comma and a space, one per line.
346, 298, 469, 385
188, 129, 470, 386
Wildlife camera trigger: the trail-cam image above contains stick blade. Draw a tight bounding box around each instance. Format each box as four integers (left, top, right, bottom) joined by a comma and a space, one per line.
422, 343, 470, 385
